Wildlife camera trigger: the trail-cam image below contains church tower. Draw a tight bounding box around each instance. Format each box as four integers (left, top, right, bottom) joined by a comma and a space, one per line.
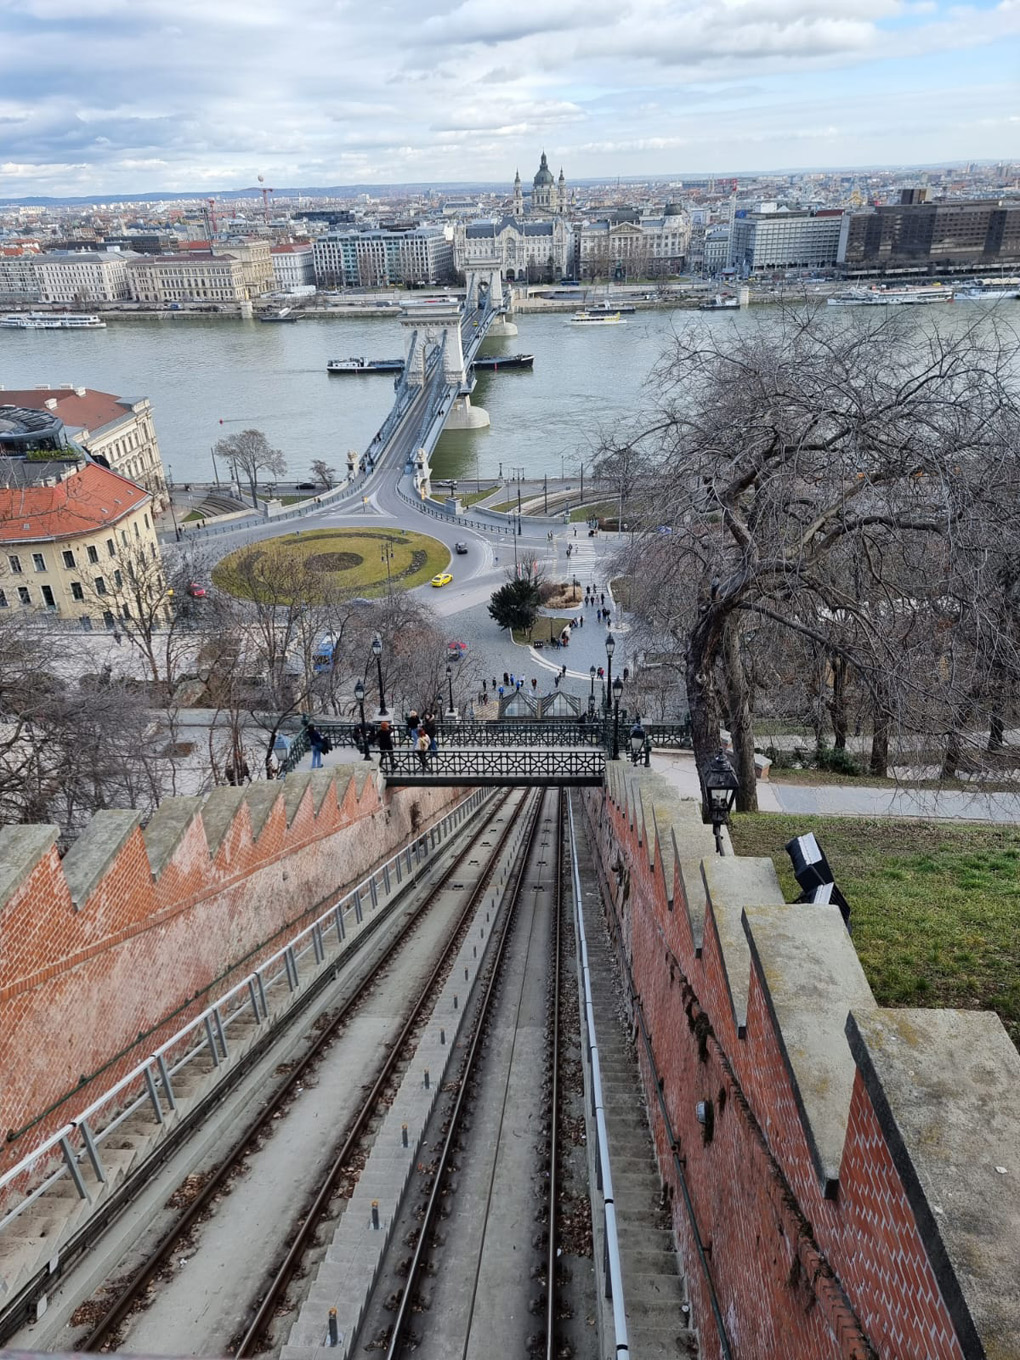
513, 168, 524, 218
533, 151, 555, 212
558, 167, 567, 214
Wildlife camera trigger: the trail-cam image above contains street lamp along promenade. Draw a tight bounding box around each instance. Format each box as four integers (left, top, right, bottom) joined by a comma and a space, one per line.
354, 679, 371, 761
604, 631, 616, 715
371, 634, 388, 717
446, 663, 455, 717
703, 749, 739, 855
589, 665, 597, 715
611, 676, 623, 760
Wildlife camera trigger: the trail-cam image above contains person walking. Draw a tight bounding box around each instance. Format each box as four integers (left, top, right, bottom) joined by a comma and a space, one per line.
415, 727, 431, 771
423, 711, 438, 751
406, 708, 419, 737
376, 720, 394, 771
306, 722, 326, 770
531, 677, 538, 691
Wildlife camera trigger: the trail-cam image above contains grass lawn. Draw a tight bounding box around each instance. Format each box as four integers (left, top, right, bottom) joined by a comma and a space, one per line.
212, 528, 449, 600
570, 501, 615, 522
182, 510, 203, 522
767, 766, 1020, 794
512, 614, 574, 645
429, 487, 496, 508
278, 494, 311, 506
730, 813, 1020, 1051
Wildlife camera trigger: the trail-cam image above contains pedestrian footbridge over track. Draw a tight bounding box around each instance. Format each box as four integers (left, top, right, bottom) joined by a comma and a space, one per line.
383, 747, 606, 786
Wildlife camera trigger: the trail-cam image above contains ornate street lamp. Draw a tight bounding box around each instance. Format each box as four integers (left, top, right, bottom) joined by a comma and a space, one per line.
371, 634, 388, 716
629, 714, 647, 766
611, 676, 623, 760
354, 679, 370, 761
446, 662, 455, 716
604, 631, 616, 715
589, 664, 597, 717
703, 749, 739, 854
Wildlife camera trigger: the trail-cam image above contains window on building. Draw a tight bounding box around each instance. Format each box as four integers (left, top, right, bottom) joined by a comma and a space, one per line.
62, 549, 75, 569
32, 552, 45, 572
106, 538, 116, 558
103, 610, 116, 630
121, 602, 131, 619
81, 616, 93, 632
8, 555, 22, 574
71, 582, 84, 601
120, 530, 128, 547
17, 586, 30, 606
114, 569, 123, 589
87, 545, 99, 564
144, 514, 150, 529
0, 591, 7, 608
42, 585, 55, 609
95, 576, 107, 596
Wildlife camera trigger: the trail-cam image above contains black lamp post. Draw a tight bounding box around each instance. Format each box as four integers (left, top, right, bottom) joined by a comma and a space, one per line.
703, 749, 739, 855
589, 664, 597, 716
611, 676, 623, 760
629, 714, 646, 766
604, 631, 616, 715
371, 634, 388, 716
446, 663, 455, 716
354, 679, 370, 761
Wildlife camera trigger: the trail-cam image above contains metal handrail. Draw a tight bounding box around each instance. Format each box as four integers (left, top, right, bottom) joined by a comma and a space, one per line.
567, 797, 630, 1359
0, 788, 491, 1236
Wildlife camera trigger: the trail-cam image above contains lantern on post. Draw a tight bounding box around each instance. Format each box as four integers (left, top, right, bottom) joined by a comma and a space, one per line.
703, 749, 739, 854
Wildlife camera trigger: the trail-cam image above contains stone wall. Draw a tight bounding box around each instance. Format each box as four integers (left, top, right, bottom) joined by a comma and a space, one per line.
582, 763, 1020, 1360
0, 766, 461, 1173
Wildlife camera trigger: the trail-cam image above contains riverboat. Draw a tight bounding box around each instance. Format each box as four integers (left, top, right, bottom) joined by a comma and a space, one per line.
699, 294, 740, 311
258, 307, 299, 323
568, 310, 625, 325
471, 353, 534, 370
827, 285, 953, 307
954, 283, 1020, 300
327, 357, 404, 373
0, 312, 106, 329
586, 300, 637, 315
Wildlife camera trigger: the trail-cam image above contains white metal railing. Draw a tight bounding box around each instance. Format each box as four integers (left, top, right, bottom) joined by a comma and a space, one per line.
0, 788, 491, 1240
567, 798, 630, 1359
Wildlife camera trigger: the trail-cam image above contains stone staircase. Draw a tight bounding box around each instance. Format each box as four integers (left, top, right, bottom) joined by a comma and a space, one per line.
580, 887, 699, 1359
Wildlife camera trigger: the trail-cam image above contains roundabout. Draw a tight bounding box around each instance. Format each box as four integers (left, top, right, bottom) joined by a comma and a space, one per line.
211, 527, 450, 601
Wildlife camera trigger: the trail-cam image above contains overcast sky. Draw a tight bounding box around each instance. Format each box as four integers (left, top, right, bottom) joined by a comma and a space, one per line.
1, 0, 1018, 200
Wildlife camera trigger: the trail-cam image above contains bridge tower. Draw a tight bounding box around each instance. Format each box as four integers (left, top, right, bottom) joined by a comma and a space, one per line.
400, 303, 490, 430
463, 256, 517, 337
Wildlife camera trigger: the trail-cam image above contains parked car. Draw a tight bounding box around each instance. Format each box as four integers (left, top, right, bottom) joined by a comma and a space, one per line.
454, 541, 468, 554
295, 481, 316, 491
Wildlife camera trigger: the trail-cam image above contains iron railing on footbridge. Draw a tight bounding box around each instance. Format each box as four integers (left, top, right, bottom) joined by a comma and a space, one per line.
276, 717, 692, 777
384, 746, 606, 787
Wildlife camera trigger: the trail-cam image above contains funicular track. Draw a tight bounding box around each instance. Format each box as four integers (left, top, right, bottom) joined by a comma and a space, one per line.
3, 789, 531, 1356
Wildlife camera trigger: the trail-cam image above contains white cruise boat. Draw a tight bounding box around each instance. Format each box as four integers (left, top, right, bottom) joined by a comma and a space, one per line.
0, 312, 106, 329
568, 309, 625, 325
955, 283, 1020, 300
827, 285, 953, 308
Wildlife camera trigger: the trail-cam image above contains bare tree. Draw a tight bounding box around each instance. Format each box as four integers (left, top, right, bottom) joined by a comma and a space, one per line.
605, 307, 1020, 811
310, 459, 337, 489
214, 429, 287, 508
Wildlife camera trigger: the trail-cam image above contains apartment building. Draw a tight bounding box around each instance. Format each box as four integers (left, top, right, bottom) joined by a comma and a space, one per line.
270, 244, 316, 290
2, 387, 169, 509
0, 411, 163, 629
313, 225, 454, 288
838, 198, 1020, 275
34, 250, 133, 303
728, 208, 846, 272
577, 209, 690, 280
127, 252, 248, 305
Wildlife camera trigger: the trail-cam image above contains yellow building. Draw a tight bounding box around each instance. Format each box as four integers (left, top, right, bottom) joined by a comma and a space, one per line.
0, 408, 164, 630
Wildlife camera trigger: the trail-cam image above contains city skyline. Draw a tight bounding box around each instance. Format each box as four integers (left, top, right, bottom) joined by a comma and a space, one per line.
2, 0, 1019, 200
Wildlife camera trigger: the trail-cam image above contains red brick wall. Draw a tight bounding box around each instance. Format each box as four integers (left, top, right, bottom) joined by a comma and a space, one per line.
582, 789, 968, 1360
0, 771, 461, 1178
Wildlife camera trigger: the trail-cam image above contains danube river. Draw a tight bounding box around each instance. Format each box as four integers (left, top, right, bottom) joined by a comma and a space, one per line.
0, 308, 742, 487
0, 302, 1005, 488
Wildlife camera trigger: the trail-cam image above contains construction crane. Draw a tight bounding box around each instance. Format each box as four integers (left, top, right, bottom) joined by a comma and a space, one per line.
204, 197, 218, 238
257, 174, 273, 225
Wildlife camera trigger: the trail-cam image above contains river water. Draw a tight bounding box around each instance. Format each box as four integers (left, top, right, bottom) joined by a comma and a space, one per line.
0, 304, 1008, 488
0, 308, 738, 487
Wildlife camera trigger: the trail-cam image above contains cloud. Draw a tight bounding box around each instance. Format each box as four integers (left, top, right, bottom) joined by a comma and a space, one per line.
0, 0, 1017, 196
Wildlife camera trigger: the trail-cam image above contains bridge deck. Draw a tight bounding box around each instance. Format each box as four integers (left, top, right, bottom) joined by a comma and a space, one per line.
383, 746, 605, 787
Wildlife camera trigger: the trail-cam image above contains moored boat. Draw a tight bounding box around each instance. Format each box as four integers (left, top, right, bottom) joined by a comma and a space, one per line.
827, 285, 953, 307
327, 357, 404, 373
471, 353, 534, 370
699, 294, 739, 311
568, 310, 625, 325
0, 312, 106, 329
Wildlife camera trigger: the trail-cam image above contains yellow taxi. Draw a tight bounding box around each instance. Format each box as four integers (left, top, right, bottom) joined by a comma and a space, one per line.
431, 572, 453, 588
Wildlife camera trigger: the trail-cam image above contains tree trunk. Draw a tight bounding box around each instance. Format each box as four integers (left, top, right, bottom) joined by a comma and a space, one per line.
685, 605, 726, 819
828, 654, 848, 750
987, 712, 1005, 753
721, 615, 758, 813
941, 728, 963, 781
870, 693, 891, 778
248, 473, 259, 508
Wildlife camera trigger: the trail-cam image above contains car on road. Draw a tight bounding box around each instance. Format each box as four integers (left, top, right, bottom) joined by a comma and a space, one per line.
431, 572, 453, 588
186, 582, 207, 598
454, 541, 468, 554
295, 482, 317, 491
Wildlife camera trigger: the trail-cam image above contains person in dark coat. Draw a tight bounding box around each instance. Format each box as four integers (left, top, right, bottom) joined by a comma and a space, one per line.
306, 723, 326, 769
423, 711, 438, 750
406, 709, 419, 736
376, 720, 394, 771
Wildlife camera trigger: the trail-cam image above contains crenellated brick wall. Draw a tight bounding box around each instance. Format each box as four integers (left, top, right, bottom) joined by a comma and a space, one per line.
583, 764, 1020, 1360
0, 766, 462, 1173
